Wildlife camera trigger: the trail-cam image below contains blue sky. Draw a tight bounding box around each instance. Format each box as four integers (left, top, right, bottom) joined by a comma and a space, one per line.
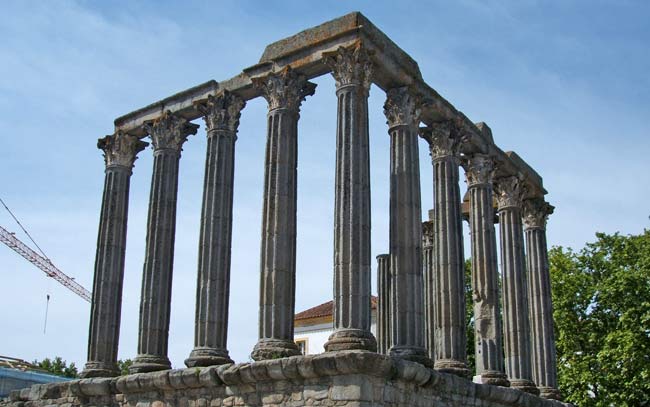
1, 0, 648, 369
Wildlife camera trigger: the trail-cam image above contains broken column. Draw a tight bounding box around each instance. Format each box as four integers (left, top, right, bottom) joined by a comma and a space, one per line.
384, 87, 429, 366
524, 198, 561, 400
495, 176, 539, 395
323, 45, 376, 352
82, 131, 147, 378
185, 91, 246, 367
251, 67, 316, 360
463, 154, 508, 386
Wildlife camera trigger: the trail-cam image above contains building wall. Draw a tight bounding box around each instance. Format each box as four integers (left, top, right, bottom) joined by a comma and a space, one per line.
294, 317, 377, 355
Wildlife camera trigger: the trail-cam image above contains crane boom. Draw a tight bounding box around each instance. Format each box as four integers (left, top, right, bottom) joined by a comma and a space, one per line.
0, 225, 91, 302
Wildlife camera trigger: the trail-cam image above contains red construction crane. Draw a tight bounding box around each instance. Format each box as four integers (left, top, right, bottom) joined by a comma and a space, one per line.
0, 225, 91, 303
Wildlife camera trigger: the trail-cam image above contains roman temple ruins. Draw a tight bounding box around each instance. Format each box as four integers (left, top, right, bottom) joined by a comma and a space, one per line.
4, 12, 565, 407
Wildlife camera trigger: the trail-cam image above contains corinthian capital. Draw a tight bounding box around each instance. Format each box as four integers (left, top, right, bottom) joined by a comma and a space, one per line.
522, 198, 554, 230
383, 87, 420, 129
97, 131, 148, 169
419, 121, 461, 161
143, 111, 199, 153
253, 66, 316, 112
462, 154, 495, 187
494, 176, 525, 210
323, 44, 373, 92
196, 91, 246, 134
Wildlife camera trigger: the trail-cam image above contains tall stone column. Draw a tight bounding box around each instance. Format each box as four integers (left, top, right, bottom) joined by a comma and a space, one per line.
376, 254, 390, 355
523, 198, 561, 400
422, 217, 435, 361
420, 123, 469, 377
463, 154, 508, 386
495, 176, 538, 394
82, 132, 147, 378
130, 111, 198, 373
323, 45, 376, 352
384, 87, 429, 366
251, 67, 316, 361
185, 91, 246, 367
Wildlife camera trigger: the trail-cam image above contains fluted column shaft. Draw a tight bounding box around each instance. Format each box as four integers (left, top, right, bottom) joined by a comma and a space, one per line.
251, 67, 316, 361
376, 254, 391, 355
524, 199, 561, 400
384, 87, 429, 366
324, 45, 376, 352
82, 132, 147, 378
464, 155, 508, 386
131, 112, 197, 373
186, 92, 245, 367
421, 123, 468, 376
422, 218, 435, 361
496, 176, 538, 394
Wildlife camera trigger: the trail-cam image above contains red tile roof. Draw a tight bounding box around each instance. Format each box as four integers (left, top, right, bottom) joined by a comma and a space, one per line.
294, 296, 378, 321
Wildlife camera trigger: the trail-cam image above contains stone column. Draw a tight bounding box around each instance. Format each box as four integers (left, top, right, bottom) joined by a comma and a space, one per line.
463, 154, 508, 386
185, 91, 246, 367
130, 111, 198, 373
251, 67, 316, 361
420, 123, 469, 377
422, 217, 435, 361
383, 87, 429, 366
523, 198, 561, 400
82, 132, 147, 378
323, 45, 376, 352
376, 254, 390, 355
495, 176, 538, 394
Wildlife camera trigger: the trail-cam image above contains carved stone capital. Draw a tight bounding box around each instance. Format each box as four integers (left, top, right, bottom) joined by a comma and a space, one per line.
494, 176, 525, 210
253, 66, 316, 112
323, 44, 373, 92
143, 111, 199, 152
383, 87, 420, 129
522, 198, 554, 230
419, 121, 460, 161
97, 131, 148, 169
196, 91, 246, 134
462, 154, 495, 187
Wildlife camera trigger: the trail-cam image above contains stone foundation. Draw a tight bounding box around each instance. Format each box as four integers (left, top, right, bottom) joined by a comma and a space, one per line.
2, 352, 567, 407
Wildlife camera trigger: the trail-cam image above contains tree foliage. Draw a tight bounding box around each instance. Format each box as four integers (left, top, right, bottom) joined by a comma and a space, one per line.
32, 357, 78, 378
117, 359, 133, 376
549, 230, 650, 406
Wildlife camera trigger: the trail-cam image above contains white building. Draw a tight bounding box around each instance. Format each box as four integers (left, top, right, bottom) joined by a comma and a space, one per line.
293, 297, 377, 355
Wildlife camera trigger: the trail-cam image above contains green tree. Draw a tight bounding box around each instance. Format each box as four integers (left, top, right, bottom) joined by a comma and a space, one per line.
33, 357, 78, 378
465, 259, 476, 373
117, 359, 133, 376
549, 230, 650, 406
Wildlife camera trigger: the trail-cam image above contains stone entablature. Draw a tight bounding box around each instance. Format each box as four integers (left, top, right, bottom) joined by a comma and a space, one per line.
2, 353, 568, 407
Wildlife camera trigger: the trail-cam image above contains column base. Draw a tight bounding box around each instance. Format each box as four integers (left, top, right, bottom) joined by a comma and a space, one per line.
185, 347, 233, 367
251, 338, 301, 361
324, 328, 377, 352
389, 345, 433, 368
434, 359, 471, 378
538, 386, 562, 400
80, 361, 119, 378
510, 379, 540, 396
473, 371, 510, 387
129, 354, 171, 374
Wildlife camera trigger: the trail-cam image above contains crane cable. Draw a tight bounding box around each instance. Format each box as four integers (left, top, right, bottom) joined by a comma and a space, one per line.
1, 197, 53, 333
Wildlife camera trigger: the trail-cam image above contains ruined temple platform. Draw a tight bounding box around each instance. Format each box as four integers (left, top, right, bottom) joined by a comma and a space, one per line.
2, 352, 567, 407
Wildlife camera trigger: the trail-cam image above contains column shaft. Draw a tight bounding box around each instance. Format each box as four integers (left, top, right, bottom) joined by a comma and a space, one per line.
384, 87, 429, 366
422, 218, 435, 361
422, 123, 468, 376
324, 45, 376, 352
131, 112, 197, 373
186, 92, 245, 367
524, 199, 561, 400
496, 176, 539, 394
252, 67, 315, 360
376, 254, 391, 355
464, 155, 508, 386
82, 132, 147, 378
